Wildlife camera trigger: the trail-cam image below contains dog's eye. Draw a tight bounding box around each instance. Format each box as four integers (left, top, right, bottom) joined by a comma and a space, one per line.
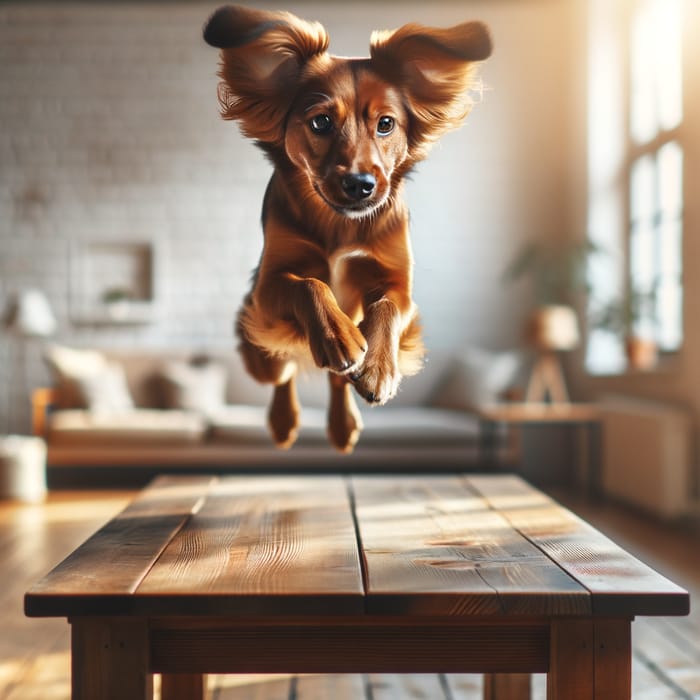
377, 116, 395, 135
309, 114, 333, 135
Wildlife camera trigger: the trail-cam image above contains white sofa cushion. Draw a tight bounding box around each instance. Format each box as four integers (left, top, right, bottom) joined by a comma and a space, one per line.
209, 404, 479, 448
157, 358, 228, 415
48, 409, 207, 446
209, 405, 328, 445
358, 407, 480, 447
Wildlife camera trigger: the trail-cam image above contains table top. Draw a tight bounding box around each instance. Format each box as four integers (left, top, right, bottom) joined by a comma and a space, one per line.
25, 474, 688, 620
477, 402, 601, 423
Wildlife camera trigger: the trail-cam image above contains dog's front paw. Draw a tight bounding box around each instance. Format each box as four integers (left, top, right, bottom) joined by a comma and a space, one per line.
309, 314, 367, 375
351, 358, 401, 405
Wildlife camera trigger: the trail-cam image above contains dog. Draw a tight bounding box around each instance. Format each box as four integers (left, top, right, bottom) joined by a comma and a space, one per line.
203, 6, 491, 453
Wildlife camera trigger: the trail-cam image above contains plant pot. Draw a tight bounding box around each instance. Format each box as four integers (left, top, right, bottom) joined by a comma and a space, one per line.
625, 336, 658, 370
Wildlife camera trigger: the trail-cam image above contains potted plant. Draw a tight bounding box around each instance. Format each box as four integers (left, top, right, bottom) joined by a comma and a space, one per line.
505, 238, 596, 304
101, 286, 133, 320
592, 289, 658, 370
504, 238, 599, 346
504, 238, 596, 402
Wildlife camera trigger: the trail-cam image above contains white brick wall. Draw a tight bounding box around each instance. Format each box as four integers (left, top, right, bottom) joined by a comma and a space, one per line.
0, 1, 578, 432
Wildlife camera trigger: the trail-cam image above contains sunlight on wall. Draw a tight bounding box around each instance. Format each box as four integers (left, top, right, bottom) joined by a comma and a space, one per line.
586, 0, 684, 375
586, 0, 627, 374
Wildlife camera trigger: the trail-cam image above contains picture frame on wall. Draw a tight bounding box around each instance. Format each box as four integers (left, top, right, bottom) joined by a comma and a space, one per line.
69, 239, 158, 325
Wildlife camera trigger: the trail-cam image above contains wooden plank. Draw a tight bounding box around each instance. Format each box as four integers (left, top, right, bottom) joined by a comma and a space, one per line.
149, 621, 549, 674
350, 476, 589, 616
466, 475, 690, 617
25, 476, 215, 617
137, 476, 363, 616
477, 402, 600, 423
633, 617, 700, 696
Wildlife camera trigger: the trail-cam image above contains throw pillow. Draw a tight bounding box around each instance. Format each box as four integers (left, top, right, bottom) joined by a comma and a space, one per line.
158, 358, 227, 415
44, 344, 135, 412
429, 346, 521, 412
76, 361, 135, 414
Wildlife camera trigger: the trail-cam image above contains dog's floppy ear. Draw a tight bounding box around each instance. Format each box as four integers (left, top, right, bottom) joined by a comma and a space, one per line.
370, 22, 492, 158
204, 5, 329, 144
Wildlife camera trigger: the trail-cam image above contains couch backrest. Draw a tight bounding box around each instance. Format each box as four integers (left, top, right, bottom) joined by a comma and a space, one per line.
100, 347, 450, 410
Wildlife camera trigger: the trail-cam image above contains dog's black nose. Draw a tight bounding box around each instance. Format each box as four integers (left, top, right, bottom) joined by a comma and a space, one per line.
341, 172, 376, 201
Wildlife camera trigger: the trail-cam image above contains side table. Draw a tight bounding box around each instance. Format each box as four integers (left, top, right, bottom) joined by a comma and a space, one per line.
477, 403, 601, 491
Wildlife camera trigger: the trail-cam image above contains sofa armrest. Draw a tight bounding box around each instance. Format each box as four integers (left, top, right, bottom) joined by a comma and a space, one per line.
32, 387, 57, 437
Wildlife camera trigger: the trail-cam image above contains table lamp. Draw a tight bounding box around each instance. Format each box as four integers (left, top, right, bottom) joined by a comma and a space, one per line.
524, 304, 579, 403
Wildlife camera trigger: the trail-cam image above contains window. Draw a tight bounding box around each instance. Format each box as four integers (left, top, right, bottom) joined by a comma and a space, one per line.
586, 0, 684, 374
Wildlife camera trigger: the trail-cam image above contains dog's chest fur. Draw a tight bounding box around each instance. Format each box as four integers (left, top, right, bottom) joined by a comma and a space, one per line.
329, 247, 371, 324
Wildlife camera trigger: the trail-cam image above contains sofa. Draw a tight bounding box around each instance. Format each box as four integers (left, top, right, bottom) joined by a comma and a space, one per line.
33, 344, 520, 479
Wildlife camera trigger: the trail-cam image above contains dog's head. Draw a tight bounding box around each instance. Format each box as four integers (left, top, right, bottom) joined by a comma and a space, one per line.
204, 6, 491, 220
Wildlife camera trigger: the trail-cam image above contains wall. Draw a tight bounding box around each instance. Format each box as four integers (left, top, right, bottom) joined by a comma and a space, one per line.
0, 0, 577, 433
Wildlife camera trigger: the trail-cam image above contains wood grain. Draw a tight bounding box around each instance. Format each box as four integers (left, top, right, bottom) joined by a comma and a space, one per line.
466, 474, 690, 617
350, 475, 589, 616
136, 476, 364, 616
25, 476, 215, 617
10, 485, 697, 699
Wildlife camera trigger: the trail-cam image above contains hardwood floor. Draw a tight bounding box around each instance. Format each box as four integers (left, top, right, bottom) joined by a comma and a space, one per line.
1, 485, 698, 699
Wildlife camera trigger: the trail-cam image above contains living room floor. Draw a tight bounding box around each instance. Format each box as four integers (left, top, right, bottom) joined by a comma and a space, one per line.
1, 483, 698, 699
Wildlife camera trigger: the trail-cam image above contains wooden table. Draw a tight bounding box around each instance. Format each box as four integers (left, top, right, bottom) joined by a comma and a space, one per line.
25, 474, 688, 700
477, 403, 602, 489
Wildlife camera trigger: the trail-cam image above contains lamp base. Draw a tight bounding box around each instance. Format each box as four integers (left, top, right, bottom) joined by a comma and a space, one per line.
525, 352, 570, 403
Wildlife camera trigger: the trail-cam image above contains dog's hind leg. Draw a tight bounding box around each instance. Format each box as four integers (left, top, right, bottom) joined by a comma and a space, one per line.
237, 330, 300, 449
327, 373, 363, 453
268, 375, 300, 449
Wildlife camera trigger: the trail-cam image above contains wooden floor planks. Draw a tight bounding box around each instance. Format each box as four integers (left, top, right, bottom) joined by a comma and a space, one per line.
3, 485, 699, 699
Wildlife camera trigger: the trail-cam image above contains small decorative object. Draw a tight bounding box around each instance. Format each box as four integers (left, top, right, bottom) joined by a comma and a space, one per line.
70, 240, 157, 324
505, 238, 595, 403
592, 289, 658, 370
524, 305, 580, 403
101, 286, 133, 321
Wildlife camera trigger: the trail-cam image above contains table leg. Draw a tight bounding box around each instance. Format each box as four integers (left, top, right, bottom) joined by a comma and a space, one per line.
593, 619, 631, 698
483, 673, 531, 699
161, 674, 208, 700
71, 618, 152, 700
547, 619, 631, 699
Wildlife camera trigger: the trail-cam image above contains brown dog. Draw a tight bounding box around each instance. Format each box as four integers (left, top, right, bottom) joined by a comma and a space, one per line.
204, 6, 491, 452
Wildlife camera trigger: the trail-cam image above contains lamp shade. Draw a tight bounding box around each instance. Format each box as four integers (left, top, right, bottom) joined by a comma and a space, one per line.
4, 289, 57, 337
526, 304, 580, 351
